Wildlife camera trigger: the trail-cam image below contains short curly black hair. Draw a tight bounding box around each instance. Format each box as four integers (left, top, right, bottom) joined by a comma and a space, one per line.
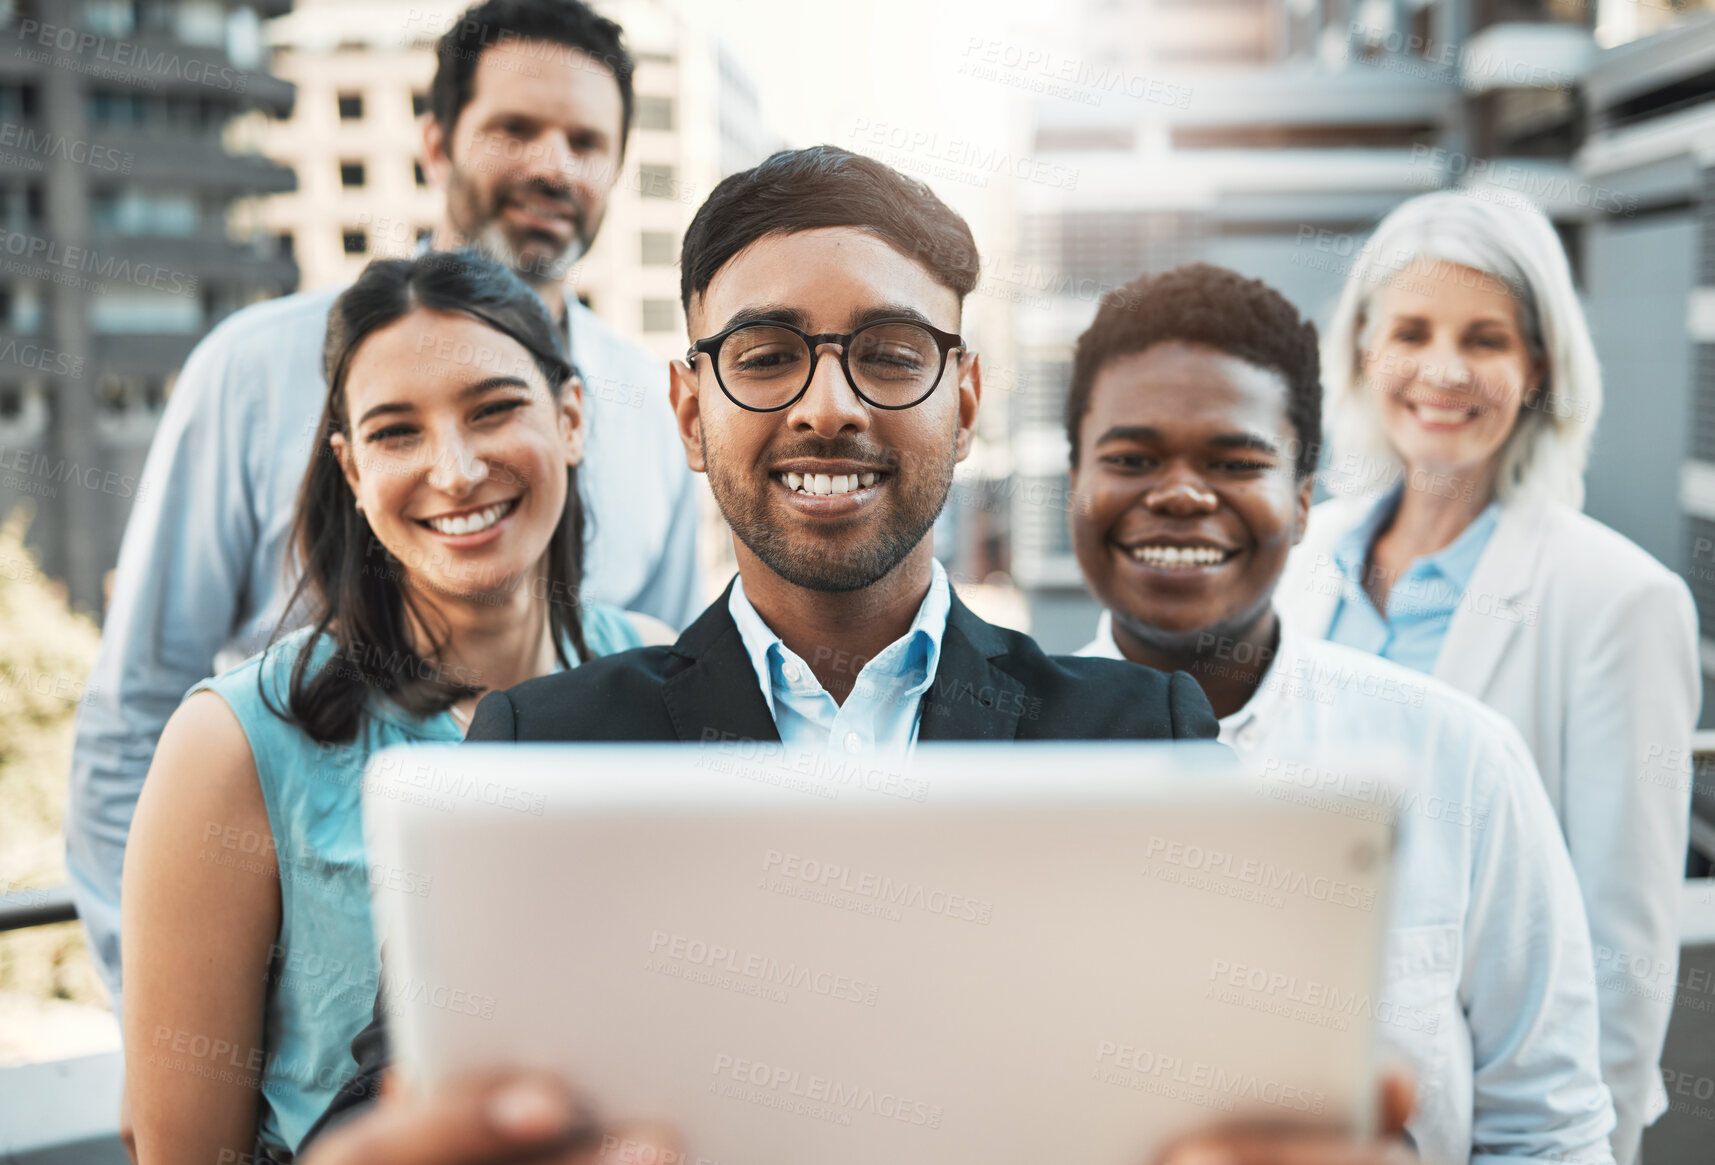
1065, 263, 1322, 479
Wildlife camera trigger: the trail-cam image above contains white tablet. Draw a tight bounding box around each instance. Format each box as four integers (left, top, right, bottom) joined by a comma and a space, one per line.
363, 741, 1398, 1165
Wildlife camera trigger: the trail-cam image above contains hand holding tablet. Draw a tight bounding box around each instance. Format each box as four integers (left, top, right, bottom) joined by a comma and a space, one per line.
300, 1068, 1421, 1165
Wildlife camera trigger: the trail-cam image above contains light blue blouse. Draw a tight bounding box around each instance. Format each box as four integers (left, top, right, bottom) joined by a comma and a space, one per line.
187, 603, 642, 1156
1324, 488, 1501, 675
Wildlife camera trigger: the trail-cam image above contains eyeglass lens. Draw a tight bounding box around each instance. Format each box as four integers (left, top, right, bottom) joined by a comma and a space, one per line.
716, 323, 944, 409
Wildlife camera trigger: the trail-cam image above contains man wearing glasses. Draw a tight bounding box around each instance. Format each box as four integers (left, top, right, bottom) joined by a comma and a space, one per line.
453, 143, 1224, 753
301, 143, 1222, 1145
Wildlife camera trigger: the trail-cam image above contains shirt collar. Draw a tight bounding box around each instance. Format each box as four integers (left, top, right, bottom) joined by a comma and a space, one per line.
1424, 499, 1502, 592
1077, 609, 1124, 659
1079, 606, 1299, 740
1218, 606, 1302, 741
1330, 487, 1400, 585
1330, 486, 1502, 590
727, 558, 953, 721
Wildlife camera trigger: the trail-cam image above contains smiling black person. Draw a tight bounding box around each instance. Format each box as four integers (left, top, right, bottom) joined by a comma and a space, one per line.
1063, 262, 1620, 1165
297, 144, 1223, 1147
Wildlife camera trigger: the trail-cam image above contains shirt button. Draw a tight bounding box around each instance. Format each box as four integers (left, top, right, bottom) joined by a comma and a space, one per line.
782, 661, 801, 683
843, 732, 863, 754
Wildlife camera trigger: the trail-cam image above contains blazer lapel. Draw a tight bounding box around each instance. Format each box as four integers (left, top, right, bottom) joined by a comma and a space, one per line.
1282, 495, 1370, 637
660, 583, 782, 745
916, 594, 1026, 742
1433, 500, 1542, 698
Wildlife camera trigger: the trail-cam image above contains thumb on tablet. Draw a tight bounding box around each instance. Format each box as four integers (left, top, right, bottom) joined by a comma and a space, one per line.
1377, 1068, 1416, 1138
301, 1070, 593, 1165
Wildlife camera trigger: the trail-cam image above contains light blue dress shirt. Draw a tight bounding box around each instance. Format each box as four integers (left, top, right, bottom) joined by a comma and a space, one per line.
1078, 610, 1617, 1165
1326, 489, 1502, 674
67, 285, 703, 999
727, 559, 951, 756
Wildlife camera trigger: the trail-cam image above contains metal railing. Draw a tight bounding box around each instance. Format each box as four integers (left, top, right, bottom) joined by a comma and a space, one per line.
0, 883, 77, 933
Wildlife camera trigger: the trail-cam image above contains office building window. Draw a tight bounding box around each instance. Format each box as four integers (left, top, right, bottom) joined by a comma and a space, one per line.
640, 231, 676, 266
337, 91, 364, 121
641, 298, 678, 333
0, 84, 36, 121
414, 160, 427, 187
343, 229, 368, 255
91, 188, 199, 236
84, 1, 136, 36
0, 384, 46, 440
91, 289, 202, 335
0, 185, 36, 232
638, 163, 677, 199
86, 91, 217, 132
412, 91, 429, 117
97, 374, 166, 414
636, 95, 674, 132
340, 161, 366, 188
276, 231, 294, 258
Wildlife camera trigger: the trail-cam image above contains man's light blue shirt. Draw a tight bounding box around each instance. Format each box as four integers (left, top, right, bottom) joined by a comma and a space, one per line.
727, 558, 951, 756
1326, 489, 1501, 675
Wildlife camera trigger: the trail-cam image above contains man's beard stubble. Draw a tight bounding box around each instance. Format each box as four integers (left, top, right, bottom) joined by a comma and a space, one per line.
702, 432, 957, 593
444, 163, 594, 284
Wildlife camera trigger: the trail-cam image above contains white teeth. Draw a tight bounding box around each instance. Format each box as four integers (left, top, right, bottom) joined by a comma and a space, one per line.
1129, 545, 1230, 569
1415, 405, 1472, 424
428, 500, 512, 536
777, 471, 881, 496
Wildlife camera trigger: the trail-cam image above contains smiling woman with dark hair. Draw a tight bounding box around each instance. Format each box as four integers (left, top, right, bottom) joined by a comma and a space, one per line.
117, 250, 666, 1165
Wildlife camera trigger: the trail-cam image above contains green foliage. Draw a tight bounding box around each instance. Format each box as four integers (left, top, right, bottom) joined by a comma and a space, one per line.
0, 501, 107, 1009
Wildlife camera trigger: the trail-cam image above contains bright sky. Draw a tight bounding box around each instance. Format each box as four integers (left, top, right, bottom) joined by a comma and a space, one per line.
668, 0, 1078, 240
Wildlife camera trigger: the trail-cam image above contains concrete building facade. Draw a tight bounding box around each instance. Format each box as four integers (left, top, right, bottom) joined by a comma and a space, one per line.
0, 0, 296, 613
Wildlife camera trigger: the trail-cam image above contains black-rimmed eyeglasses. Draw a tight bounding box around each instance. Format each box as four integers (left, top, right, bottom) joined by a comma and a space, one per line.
685, 318, 966, 412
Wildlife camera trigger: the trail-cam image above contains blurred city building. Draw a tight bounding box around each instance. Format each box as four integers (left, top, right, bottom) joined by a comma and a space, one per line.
1577, 6, 1715, 731
0, 1, 297, 614
251, 0, 776, 363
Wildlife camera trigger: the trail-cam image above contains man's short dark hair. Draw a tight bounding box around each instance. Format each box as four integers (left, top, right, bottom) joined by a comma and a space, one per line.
431, 0, 635, 154
1066, 263, 1322, 479
679, 146, 981, 313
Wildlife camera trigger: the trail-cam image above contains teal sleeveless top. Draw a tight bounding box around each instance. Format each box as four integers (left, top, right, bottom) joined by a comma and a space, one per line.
187, 603, 643, 1156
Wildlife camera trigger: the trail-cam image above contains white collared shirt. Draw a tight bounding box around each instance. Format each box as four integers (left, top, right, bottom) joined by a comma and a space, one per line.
728, 558, 952, 757
1079, 609, 1617, 1165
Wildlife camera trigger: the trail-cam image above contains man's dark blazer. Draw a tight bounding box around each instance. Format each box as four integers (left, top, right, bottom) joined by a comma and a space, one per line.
301, 582, 1219, 1146
471, 580, 1217, 744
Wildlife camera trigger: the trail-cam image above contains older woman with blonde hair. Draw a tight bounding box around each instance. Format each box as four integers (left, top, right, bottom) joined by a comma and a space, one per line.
1280, 189, 1698, 1165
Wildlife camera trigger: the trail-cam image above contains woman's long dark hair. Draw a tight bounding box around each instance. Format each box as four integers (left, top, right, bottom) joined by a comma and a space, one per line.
265, 249, 591, 744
